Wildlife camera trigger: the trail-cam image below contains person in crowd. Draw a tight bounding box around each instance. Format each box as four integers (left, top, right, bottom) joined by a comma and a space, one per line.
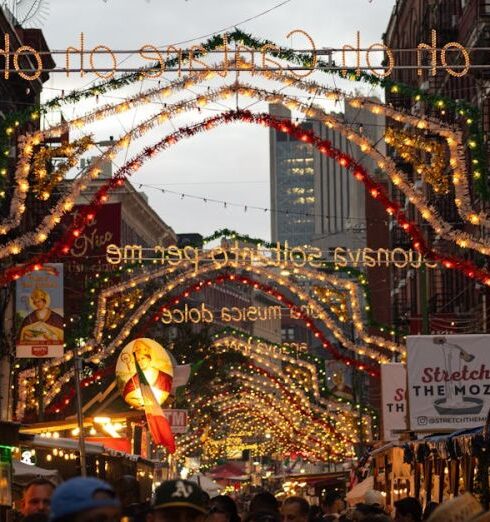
321, 491, 345, 520
281, 496, 309, 522
357, 516, 391, 522
48, 477, 120, 522
20, 478, 55, 518
349, 503, 388, 521
146, 479, 208, 522
425, 493, 487, 521
244, 512, 280, 522
422, 502, 438, 520
363, 491, 385, 511
245, 491, 281, 522
207, 495, 241, 522
308, 505, 323, 522
393, 497, 423, 522
20, 513, 49, 522
114, 475, 147, 522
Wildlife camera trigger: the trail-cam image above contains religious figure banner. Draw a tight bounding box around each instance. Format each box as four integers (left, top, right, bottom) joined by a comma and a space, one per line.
16, 264, 64, 358
116, 338, 174, 409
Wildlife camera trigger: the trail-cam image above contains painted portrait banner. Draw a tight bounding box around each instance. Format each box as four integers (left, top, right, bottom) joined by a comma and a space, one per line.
116, 338, 174, 409
16, 263, 64, 358
407, 335, 490, 431
380, 363, 407, 441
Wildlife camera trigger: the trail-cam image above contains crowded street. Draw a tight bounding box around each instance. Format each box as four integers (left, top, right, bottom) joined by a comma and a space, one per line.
0, 0, 490, 520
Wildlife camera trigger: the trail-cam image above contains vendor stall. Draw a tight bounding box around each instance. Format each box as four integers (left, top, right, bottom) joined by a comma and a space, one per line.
371, 426, 490, 509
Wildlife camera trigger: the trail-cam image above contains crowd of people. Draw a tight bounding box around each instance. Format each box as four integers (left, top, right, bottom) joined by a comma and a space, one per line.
14, 475, 490, 522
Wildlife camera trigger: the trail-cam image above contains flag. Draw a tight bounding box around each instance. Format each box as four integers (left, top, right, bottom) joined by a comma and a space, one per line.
134, 355, 176, 454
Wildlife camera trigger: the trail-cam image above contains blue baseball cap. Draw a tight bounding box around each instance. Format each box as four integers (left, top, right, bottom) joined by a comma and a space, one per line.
50, 477, 120, 521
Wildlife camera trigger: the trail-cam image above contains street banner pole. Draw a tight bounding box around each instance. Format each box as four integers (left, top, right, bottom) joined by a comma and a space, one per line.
74, 343, 87, 477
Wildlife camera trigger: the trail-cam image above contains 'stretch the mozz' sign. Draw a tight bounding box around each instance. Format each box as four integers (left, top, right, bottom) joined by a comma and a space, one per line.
407, 335, 490, 431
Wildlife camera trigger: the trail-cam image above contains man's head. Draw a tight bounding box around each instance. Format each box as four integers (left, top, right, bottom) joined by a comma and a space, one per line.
133, 340, 152, 370
249, 492, 279, 515
147, 479, 208, 522
114, 475, 141, 508
49, 477, 120, 522
394, 497, 422, 522
208, 495, 240, 522
21, 478, 55, 517
364, 490, 385, 509
281, 496, 309, 522
321, 491, 345, 515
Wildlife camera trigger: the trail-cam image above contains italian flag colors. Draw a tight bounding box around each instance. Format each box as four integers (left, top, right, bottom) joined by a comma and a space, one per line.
135, 356, 176, 454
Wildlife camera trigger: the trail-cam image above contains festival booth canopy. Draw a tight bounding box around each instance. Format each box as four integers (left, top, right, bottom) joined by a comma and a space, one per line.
208, 462, 248, 481
12, 461, 61, 486
346, 476, 374, 506
189, 474, 222, 497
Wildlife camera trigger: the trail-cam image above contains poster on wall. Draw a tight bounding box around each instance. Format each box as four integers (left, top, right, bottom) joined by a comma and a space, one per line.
380, 363, 407, 441
407, 335, 490, 431
16, 264, 64, 358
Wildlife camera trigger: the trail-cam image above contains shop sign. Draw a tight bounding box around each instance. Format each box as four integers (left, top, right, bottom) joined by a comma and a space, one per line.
164, 409, 188, 434
407, 335, 490, 430
380, 363, 407, 440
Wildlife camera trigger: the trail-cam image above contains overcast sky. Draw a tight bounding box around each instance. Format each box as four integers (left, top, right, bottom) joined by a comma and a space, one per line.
33, 0, 396, 241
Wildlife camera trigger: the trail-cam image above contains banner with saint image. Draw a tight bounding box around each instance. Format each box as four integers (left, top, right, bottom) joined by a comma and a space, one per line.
16, 263, 64, 358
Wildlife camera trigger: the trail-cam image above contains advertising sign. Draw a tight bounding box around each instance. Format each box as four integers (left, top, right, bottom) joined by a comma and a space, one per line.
16, 264, 64, 358
380, 363, 407, 440
407, 335, 490, 430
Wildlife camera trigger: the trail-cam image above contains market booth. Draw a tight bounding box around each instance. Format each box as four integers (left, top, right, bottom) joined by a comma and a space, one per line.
371, 427, 490, 509
16, 433, 161, 500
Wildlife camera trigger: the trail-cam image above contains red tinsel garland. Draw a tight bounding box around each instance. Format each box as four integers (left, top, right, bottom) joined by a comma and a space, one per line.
2, 109, 489, 286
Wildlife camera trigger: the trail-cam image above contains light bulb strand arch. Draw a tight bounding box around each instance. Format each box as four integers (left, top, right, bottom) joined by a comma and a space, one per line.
3, 68, 487, 251
3, 109, 490, 288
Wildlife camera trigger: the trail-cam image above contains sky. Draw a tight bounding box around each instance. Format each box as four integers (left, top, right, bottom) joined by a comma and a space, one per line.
29, 0, 396, 241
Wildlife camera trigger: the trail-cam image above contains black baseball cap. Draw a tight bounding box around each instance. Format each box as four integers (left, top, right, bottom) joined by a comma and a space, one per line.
152, 479, 208, 514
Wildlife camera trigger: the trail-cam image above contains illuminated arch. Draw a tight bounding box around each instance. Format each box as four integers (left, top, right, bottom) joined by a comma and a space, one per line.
1, 69, 488, 274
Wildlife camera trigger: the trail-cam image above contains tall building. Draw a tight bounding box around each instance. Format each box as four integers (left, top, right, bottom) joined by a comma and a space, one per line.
269, 103, 318, 246
314, 100, 386, 253
0, 7, 55, 421
269, 101, 385, 253
62, 159, 176, 319
382, 0, 490, 336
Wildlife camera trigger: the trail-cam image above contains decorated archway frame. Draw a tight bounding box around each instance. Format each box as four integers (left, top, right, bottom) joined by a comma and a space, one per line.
34, 232, 401, 365
175, 403, 310, 465
213, 334, 333, 410
228, 368, 362, 449
181, 388, 351, 463
183, 386, 357, 463
81, 253, 402, 356
199, 230, 400, 338
2, 65, 487, 257
2, 110, 489, 287
210, 334, 355, 420
38, 260, 394, 409
227, 366, 352, 442
174, 408, 296, 466
0, 29, 485, 198
211, 327, 379, 419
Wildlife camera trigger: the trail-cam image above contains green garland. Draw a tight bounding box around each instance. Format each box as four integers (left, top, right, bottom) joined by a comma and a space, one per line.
0, 29, 486, 199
